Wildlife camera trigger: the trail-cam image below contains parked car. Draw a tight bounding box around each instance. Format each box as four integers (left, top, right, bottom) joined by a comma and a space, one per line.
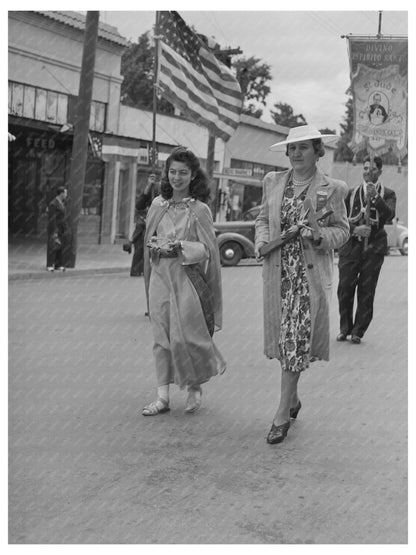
242, 206, 260, 221
385, 218, 408, 255
214, 220, 255, 266
214, 211, 408, 266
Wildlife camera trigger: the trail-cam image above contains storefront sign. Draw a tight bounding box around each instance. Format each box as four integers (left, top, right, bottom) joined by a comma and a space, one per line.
26, 137, 56, 149
223, 167, 253, 177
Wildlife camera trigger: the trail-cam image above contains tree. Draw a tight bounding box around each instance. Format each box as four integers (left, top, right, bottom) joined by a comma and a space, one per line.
233, 56, 272, 118
334, 96, 355, 162
120, 32, 174, 115
270, 102, 307, 128
320, 127, 336, 135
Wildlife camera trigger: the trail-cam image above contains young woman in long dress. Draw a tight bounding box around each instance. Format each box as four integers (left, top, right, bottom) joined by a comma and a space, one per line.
142, 147, 226, 416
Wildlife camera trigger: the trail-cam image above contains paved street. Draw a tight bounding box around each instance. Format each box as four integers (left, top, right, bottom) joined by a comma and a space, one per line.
9, 255, 407, 544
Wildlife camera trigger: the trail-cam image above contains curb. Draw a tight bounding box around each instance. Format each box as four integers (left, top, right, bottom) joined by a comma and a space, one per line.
8, 266, 132, 281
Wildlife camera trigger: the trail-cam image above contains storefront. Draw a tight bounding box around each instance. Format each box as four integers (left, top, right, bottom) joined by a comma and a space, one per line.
8, 117, 105, 243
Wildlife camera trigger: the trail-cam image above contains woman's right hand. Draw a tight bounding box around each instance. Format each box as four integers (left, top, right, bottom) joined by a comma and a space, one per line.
255, 242, 267, 261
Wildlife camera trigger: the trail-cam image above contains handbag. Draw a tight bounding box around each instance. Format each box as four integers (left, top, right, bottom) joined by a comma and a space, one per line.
49, 233, 61, 251
122, 241, 132, 254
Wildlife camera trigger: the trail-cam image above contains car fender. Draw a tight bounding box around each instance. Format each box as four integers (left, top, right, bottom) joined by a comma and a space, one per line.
216, 232, 255, 257
398, 230, 408, 248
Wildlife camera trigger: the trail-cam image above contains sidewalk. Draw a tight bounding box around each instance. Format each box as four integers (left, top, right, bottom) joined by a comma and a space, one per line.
8, 237, 132, 280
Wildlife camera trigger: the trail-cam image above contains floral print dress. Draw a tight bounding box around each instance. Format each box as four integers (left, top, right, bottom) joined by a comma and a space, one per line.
278, 180, 311, 372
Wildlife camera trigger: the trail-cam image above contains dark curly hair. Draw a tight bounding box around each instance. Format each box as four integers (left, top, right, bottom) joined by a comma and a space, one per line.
160, 146, 211, 203
285, 138, 325, 158
364, 155, 383, 171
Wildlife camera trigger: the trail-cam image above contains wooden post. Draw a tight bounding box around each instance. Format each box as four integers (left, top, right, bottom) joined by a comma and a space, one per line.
206, 133, 217, 220
65, 11, 99, 267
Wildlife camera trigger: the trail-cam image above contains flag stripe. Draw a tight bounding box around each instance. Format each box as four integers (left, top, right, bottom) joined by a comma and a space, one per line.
159, 67, 238, 137
159, 44, 219, 110
159, 47, 241, 122
157, 11, 242, 141
158, 42, 240, 131
160, 43, 241, 118
160, 86, 235, 142
159, 67, 239, 134
199, 49, 242, 95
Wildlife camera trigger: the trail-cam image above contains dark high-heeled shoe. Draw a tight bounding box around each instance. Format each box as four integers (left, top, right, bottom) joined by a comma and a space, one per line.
266, 420, 290, 444
289, 400, 302, 419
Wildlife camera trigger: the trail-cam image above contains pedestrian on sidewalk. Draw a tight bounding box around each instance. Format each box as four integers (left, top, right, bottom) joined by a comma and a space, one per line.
142, 146, 226, 415
255, 124, 349, 445
46, 186, 68, 272
128, 174, 159, 277
336, 156, 396, 344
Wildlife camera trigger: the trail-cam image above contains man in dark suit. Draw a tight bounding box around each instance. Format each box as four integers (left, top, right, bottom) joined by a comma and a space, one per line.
46, 186, 68, 271
336, 156, 396, 343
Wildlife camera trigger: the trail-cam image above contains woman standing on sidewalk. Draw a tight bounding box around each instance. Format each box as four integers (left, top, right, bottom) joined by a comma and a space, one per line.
255, 125, 349, 445
46, 186, 68, 272
142, 146, 226, 415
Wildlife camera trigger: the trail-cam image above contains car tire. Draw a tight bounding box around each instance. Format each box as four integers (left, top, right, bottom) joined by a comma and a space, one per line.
399, 238, 408, 256
219, 241, 243, 266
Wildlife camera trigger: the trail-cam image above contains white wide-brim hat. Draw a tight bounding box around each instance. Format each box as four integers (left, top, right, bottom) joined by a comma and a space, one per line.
269, 124, 339, 151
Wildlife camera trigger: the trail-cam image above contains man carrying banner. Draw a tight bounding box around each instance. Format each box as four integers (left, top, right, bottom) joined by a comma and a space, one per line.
336, 156, 396, 344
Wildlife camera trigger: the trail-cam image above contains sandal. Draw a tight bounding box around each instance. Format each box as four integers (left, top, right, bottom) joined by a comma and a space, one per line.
142, 397, 170, 416
185, 387, 202, 414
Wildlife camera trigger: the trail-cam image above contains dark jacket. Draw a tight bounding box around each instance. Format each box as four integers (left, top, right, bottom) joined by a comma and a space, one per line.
47, 197, 68, 238
339, 185, 396, 256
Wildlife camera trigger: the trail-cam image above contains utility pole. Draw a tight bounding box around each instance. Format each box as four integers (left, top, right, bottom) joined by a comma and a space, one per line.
65, 11, 99, 267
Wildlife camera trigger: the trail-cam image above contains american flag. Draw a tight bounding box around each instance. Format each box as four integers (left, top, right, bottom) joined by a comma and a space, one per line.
157, 11, 243, 142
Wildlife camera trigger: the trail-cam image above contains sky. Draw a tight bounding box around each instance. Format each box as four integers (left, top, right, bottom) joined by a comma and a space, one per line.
98, 5, 408, 134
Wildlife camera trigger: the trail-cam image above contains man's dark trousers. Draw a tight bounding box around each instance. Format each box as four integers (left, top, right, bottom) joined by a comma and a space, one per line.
337, 241, 384, 338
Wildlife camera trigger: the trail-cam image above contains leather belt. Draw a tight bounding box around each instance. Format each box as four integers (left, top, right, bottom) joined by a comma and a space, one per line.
158, 251, 178, 258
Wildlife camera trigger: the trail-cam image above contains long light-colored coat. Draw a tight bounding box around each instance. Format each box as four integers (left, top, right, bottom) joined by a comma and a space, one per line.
255, 168, 349, 361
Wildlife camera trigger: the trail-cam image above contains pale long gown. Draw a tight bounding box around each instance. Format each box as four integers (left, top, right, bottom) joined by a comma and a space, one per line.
148, 199, 226, 388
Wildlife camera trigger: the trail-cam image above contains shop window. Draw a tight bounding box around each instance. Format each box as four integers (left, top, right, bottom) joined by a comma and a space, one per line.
90, 101, 106, 132
8, 81, 105, 131
35, 89, 47, 120
10, 83, 24, 117
82, 180, 102, 215
82, 162, 104, 216
23, 86, 36, 119
46, 91, 58, 122
230, 159, 253, 171
57, 94, 67, 124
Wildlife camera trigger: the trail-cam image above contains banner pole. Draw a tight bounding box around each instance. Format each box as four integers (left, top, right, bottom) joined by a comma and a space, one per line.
377, 11, 383, 37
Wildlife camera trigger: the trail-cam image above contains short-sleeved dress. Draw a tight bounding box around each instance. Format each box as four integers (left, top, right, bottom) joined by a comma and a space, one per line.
278, 180, 311, 373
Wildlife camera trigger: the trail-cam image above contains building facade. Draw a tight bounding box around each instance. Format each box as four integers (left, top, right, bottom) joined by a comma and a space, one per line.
8, 11, 127, 243
9, 10, 338, 247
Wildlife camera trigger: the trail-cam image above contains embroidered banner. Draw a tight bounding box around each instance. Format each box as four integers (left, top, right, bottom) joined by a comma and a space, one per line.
347, 37, 408, 156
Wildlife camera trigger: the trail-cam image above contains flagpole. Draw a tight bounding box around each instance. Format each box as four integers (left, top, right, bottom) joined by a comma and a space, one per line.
151, 11, 160, 172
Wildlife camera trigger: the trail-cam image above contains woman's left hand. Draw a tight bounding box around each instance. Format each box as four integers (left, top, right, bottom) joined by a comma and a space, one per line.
300, 227, 313, 239
282, 224, 300, 241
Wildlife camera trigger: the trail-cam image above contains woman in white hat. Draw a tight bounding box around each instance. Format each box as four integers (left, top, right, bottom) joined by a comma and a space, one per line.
255, 124, 349, 445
